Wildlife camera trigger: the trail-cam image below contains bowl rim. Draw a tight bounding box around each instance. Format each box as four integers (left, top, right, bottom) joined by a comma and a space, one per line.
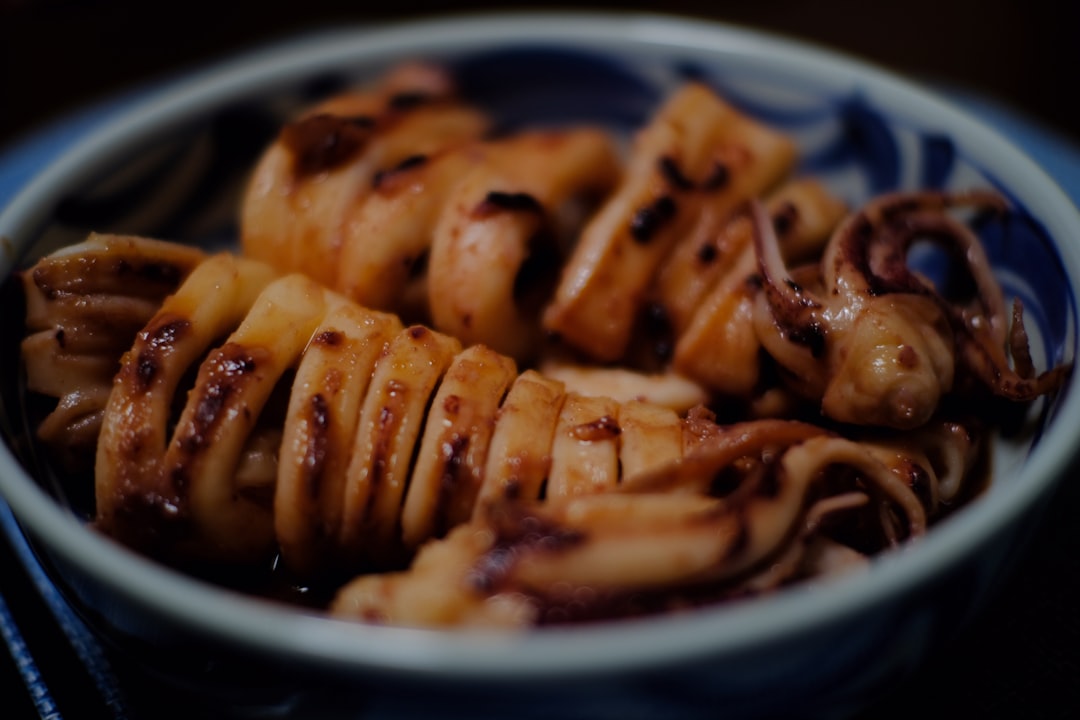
1, 10, 1079, 680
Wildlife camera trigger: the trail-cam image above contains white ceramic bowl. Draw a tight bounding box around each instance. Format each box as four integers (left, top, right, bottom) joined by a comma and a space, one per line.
1, 12, 1078, 719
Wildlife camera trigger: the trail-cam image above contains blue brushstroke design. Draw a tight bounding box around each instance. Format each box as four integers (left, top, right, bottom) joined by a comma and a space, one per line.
920, 135, 956, 189
844, 97, 900, 192
798, 95, 900, 193
672, 61, 836, 127
450, 47, 659, 133
974, 206, 1071, 356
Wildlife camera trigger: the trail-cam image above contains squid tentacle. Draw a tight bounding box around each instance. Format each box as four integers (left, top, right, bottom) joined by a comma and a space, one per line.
752, 188, 1070, 428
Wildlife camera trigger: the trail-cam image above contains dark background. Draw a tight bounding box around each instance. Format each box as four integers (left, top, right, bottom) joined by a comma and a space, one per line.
1, 0, 1079, 149
1, 1, 1079, 719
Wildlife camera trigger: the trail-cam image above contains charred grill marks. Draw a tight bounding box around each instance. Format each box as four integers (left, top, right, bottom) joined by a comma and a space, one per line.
388, 91, 434, 112
433, 434, 470, 538
657, 156, 730, 192
474, 191, 545, 218
659, 155, 695, 191
571, 415, 621, 442
303, 393, 332, 498
128, 316, 191, 390
171, 343, 263, 488
630, 196, 677, 244
282, 114, 376, 177
373, 154, 429, 190
470, 509, 587, 594
702, 162, 730, 190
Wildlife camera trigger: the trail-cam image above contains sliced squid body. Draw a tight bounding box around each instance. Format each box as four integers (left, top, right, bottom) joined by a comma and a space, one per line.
241, 62, 489, 289
538, 360, 709, 413
654, 177, 846, 337
22, 63, 1070, 632
275, 301, 404, 576
338, 325, 462, 564
334, 148, 476, 312
21, 208, 1023, 630
670, 178, 847, 396
172, 274, 330, 561
543, 82, 797, 362
330, 422, 942, 628
21, 233, 206, 461
96, 260, 302, 562
401, 344, 517, 548
547, 393, 623, 499
26, 237, 747, 575
428, 129, 621, 360
473, 369, 567, 513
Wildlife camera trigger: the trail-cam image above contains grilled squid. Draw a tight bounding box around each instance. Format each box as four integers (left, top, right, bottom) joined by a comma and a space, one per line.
18, 227, 1049, 628
21, 233, 205, 470
331, 418, 971, 628
663, 178, 848, 396
25, 238, 734, 577
241, 68, 832, 373
241, 61, 489, 291
542, 82, 797, 362
18, 65, 1073, 630
753, 190, 1071, 428
241, 65, 620, 361
426, 129, 620, 360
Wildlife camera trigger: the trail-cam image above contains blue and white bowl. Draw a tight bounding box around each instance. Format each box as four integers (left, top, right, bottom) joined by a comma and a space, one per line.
1, 12, 1078, 719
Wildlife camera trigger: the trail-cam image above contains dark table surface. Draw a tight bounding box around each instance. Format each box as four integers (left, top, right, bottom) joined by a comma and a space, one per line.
1, 3, 1079, 719
3, 0, 1079, 148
